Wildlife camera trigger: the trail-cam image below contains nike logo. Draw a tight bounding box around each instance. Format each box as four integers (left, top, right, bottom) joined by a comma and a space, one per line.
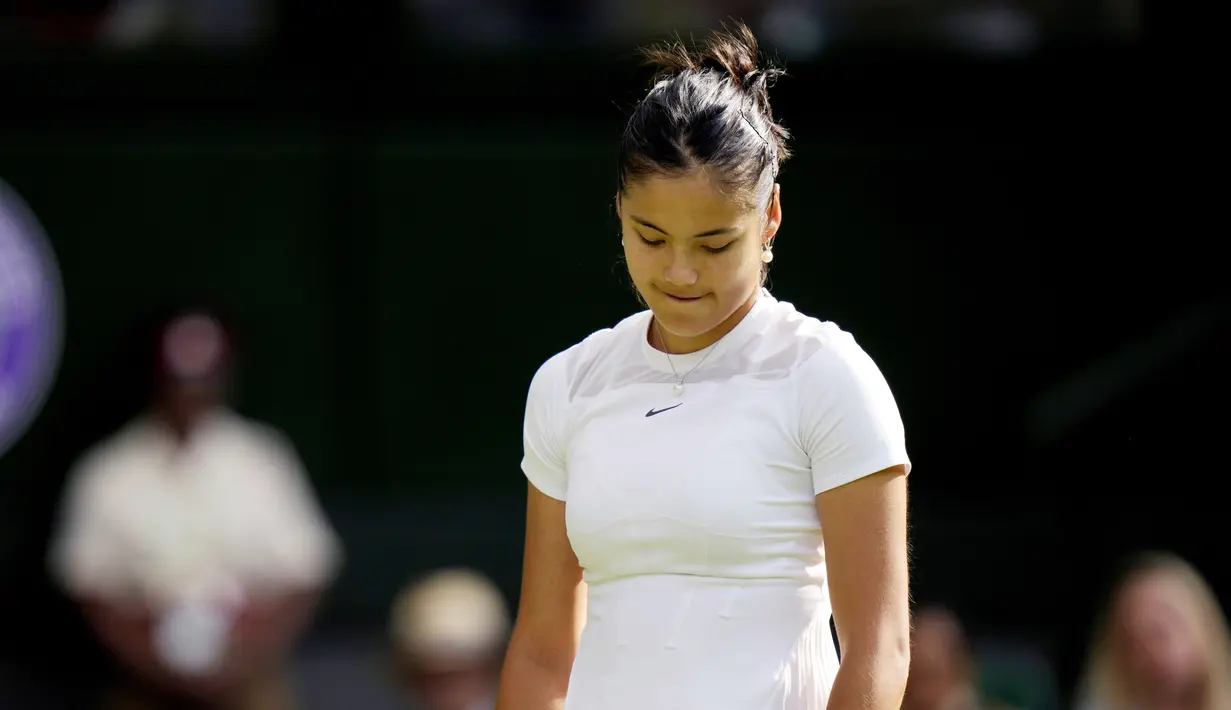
645, 403, 683, 417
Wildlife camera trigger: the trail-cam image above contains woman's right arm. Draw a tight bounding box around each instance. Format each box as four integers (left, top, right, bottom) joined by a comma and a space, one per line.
495, 484, 586, 710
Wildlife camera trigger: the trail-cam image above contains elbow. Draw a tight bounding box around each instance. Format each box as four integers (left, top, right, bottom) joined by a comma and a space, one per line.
841, 629, 911, 695
504, 628, 575, 681
498, 634, 574, 706
883, 641, 911, 692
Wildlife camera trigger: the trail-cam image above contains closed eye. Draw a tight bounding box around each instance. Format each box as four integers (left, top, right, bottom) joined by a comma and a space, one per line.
637, 232, 734, 254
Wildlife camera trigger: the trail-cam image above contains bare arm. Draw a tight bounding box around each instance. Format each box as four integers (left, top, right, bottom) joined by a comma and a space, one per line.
495, 484, 586, 710
819, 465, 911, 710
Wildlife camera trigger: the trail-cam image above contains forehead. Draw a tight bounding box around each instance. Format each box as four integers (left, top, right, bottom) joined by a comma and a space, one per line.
621, 171, 754, 230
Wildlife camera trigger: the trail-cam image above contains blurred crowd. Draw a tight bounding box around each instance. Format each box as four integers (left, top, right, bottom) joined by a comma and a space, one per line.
3, 0, 1140, 57
5, 306, 1223, 710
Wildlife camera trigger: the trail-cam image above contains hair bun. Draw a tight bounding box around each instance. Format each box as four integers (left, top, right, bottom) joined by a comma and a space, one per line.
640, 22, 780, 90
697, 22, 774, 91
639, 22, 786, 137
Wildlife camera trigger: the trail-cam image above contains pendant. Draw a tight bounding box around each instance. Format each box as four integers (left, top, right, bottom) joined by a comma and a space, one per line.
672, 382, 684, 396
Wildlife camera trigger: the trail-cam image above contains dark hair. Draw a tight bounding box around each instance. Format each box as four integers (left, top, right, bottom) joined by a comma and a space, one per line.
618, 22, 791, 207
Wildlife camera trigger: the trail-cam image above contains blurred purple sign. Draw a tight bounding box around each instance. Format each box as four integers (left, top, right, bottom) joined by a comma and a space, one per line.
0, 179, 63, 459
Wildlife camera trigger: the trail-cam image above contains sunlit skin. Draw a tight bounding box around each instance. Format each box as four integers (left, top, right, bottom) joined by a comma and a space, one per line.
617, 169, 781, 354
1112, 574, 1209, 705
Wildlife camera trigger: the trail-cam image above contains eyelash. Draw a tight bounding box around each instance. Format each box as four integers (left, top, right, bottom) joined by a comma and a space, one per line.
638, 234, 731, 254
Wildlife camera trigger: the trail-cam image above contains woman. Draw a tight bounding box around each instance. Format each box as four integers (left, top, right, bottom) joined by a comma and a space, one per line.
1076, 552, 1231, 710
497, 23, 912, 710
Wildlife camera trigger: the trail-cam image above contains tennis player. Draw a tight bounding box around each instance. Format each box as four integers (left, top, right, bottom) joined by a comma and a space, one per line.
497, 23, 912, 710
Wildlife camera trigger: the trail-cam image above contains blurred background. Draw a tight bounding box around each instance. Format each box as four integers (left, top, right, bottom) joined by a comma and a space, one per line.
0, 0, 1225, 708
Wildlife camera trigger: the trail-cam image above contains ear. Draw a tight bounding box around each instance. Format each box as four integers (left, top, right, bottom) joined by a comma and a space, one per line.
615, 193, 623, 220
764, 183, 782, 245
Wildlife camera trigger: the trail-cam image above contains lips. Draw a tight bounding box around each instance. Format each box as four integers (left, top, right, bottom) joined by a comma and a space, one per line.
658, 288, 704, 301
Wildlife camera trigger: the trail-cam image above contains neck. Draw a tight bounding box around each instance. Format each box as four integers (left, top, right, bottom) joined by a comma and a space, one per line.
155, 407, 219, 444
653, 287, 760, 354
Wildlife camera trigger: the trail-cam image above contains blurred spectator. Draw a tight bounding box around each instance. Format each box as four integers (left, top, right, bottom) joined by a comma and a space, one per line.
1076, 552, 1231, 710
389, 568, 509, 710
46, 309, 342, 710
904, 605, 1018, 710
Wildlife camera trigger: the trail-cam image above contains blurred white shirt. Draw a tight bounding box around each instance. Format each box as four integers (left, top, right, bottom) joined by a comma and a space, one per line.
49, 409, 341, 609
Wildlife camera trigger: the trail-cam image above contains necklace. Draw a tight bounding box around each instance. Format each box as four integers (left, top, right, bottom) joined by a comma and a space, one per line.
653, 320, 720, 397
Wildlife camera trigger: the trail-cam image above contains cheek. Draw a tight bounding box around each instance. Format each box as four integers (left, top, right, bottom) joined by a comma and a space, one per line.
717, 241, 765, 285
622, 242, 655, 282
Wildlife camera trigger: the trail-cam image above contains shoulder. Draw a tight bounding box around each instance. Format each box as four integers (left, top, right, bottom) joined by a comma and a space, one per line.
763, 298, 903, 421
528, 310, 650, 403
756, 298, 886, 386
749, 296, 873, 376
210, 413, 305, 472
795, 322, 885, 388
223, 414, 295, 453
769, 300, 912, 483
57, 422, 164, 518
66, 420, 154, 490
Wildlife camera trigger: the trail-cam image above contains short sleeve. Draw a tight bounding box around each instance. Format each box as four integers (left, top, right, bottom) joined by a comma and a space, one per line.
520, 352, 571, 501
47, 455, 128, 598
798, 332, 911, 495
246, 430, 344, 589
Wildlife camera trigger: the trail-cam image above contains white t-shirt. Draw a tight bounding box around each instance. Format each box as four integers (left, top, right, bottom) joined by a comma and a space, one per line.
49, 409, 342, 608
521, 290, 910, 710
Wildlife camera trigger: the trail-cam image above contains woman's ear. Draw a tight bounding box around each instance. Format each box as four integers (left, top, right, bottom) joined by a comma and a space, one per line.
764, 183, 782, 243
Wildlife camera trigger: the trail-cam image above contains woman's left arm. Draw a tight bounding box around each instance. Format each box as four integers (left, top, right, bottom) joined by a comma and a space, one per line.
817, 464, 911, 710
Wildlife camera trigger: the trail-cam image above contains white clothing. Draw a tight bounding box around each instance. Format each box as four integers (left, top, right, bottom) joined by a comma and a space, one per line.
521, 291, 910, 710
49, 409, 342, 608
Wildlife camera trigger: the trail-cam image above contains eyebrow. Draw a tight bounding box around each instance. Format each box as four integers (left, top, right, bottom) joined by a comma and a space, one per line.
630, 215, 737, 239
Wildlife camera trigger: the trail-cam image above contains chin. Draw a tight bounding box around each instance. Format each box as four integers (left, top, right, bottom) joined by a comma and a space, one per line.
651, 307, 722, 339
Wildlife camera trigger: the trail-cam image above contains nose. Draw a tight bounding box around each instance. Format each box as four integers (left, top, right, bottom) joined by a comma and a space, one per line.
663, 248, 699, 287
